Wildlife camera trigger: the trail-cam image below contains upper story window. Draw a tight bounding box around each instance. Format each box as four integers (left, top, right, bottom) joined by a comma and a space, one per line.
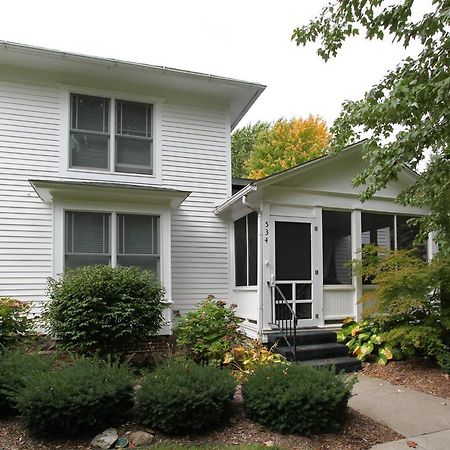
70, 94, 153, 175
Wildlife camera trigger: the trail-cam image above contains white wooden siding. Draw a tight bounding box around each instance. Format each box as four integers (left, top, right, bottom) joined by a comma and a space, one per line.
162, 103, 230, 313
0, 79, 231, 319
0, 80, 60, 313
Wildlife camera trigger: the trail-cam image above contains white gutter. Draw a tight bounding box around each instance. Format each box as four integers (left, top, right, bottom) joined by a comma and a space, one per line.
213, 184, 256, 215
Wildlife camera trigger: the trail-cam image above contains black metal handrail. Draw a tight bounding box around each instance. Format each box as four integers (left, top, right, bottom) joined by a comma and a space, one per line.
269, 282, 298, 361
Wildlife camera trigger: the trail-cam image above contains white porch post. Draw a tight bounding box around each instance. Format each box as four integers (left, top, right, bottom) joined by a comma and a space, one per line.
352, 209, 363, 320
261, 202, 272, 337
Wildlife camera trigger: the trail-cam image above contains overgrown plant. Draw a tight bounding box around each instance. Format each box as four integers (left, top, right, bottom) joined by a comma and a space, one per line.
176, 296, 244, 364
0, 297, 32, 348
222, 340, 287, 382
337, 318, 403, 366
45, 265, 165, 358
352, 246, 450, 372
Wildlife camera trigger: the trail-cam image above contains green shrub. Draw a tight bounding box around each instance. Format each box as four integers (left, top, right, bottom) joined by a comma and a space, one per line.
14, 357, 134, 435
353, 247, 450, 373
176, 295, 243, 364
337, 318, 403, 365
242, 364, 355, 435
0, 350, 54, 417
0, 297, 32, 348
45, 265, 165, 357
137, 358, 236, 434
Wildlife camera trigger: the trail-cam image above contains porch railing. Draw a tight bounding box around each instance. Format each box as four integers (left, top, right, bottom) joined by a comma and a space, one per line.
268, 282, 298, 361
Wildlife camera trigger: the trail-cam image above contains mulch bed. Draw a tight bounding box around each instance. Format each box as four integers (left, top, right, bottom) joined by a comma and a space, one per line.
362, 358, 450, 400
0, 405, 400, 450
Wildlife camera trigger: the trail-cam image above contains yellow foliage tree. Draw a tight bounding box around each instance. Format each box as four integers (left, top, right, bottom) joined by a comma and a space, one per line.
244, 116, 330, 179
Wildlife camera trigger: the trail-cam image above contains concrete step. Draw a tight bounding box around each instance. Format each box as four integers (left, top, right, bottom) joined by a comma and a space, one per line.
277, 342, 349, 361
297, 356, 362, 373
268, 329, 337, 347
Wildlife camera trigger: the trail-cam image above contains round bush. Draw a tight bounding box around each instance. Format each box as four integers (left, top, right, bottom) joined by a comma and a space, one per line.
242, 364, 355, 435
14, 358, 134, 436
0, 350, 53, 417
45, 265, 165, 357
137, 358, 236, 434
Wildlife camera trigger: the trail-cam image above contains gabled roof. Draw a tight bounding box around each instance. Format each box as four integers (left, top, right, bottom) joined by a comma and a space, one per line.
0, 41, 265, 130
214, 140, 420, 214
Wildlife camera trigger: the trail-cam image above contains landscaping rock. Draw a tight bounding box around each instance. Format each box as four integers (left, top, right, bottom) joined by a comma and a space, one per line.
129, 430, 155, 447
91, 428, 119, 449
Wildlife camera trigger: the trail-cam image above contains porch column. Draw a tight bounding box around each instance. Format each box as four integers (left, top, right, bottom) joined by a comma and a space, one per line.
352, 209, 363, 320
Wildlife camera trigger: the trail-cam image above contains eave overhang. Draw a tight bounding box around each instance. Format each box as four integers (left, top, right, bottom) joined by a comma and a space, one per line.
29, 179, 190, 208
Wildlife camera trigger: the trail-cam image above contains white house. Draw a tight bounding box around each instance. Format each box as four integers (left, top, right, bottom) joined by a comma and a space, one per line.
0, 42, 430, 341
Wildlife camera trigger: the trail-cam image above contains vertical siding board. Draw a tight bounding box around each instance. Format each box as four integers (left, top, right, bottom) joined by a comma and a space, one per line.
0, 80, 59, 309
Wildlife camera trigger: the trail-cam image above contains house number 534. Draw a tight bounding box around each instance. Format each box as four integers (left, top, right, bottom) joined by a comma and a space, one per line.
265, 221, 269, 243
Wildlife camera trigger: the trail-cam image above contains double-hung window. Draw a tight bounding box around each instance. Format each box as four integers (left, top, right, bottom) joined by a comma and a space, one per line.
64, 211, 159, 273
69, 94, 153, 175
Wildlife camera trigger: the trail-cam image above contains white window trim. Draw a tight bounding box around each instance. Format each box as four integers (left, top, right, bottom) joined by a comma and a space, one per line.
59, 86, 163, 184
53, 200, 172, 304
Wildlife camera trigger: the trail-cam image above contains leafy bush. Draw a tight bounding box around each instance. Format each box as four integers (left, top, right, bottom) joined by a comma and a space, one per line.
337, 318, 403, 365
353, 247, 450, 373
137, 358, 236, 434
0, 350, 54, 417
45, 265, 165, 357
222, 340, 287, 382
242, 364, 355, 435
176, 296, 243, 364
14, 358, 134, 435
0, 297, 32, 348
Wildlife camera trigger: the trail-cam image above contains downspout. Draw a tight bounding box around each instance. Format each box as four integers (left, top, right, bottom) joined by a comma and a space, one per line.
242, 195, 264, 339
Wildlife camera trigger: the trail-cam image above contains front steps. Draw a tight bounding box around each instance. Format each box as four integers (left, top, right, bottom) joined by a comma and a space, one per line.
267, 329, 361, 373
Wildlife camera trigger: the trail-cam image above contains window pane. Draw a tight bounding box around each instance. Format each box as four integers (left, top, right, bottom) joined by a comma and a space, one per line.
296, 303, 312, 320
361, 213, 394, 250
275, 284, 292, 300
234, 216, 247, 286
115, 136, 152, 174
275, 222, 311, 281
65, 254, 111, 268
116, 100, 151, 137
70, 132, 109, 169
71, 94, 109, 132
117, 255, 158, 272
118, 214, 158, 255
295, 283, 312, 300
322, 210, 352, 285
247, 212, 257, 286
65, 211, 110, 269
397, 215, 427, 259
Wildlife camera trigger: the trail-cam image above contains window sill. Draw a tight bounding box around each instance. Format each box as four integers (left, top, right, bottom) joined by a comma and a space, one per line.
323, 285, 355, 291
233, 286, 258, 291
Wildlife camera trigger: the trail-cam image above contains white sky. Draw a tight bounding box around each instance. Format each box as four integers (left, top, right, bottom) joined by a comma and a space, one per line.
0, 0, 430, 130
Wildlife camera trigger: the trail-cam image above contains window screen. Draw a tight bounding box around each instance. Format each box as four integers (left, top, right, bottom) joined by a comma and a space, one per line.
117, 214, 159, 273
322, 210, 352, 285
397, 215, 427, 260
115, 100, 153, 175
65, 211, 111, 268
234, 212, 257, 286
361, 213, 394, 250
70, 94, 109, 169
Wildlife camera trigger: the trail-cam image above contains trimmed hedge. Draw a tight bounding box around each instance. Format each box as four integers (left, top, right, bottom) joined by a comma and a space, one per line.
242, 364, 355, 435
0, 350, 53, 417
45, 265, 165, 357
137, 359, 236, 434
14, 358, 134, 435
